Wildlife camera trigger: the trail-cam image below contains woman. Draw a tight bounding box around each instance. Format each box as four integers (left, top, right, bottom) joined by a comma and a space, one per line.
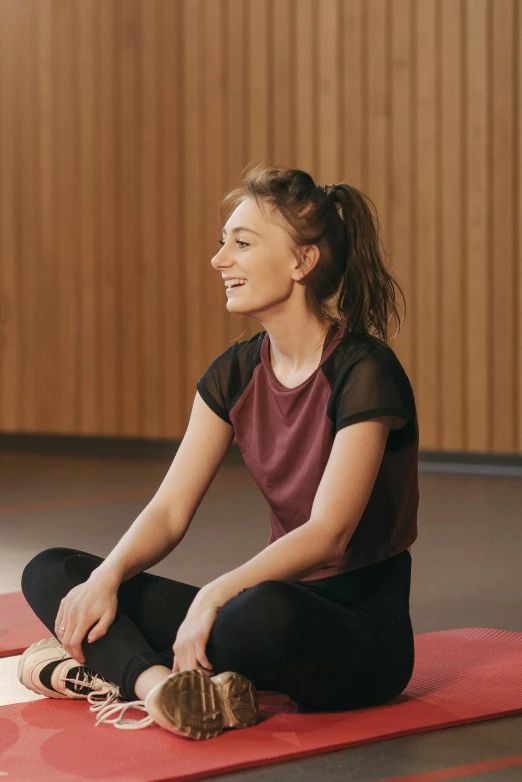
18, 164, 418, 741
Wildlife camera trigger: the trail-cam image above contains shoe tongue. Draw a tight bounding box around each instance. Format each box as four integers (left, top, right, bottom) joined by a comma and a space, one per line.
63, 665, 100, 696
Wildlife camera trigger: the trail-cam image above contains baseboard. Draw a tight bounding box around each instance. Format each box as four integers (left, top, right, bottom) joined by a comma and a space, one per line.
0, 432, 244, 463
0, 433, 521, 475
418, 450, 522, 477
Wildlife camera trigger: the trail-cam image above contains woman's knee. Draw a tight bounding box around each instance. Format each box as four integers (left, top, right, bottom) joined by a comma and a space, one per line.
21, 547, 99, 602
211, 580, 299, 649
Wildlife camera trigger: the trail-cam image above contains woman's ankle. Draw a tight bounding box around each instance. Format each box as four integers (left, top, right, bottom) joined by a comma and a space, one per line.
134, 665, 172, 701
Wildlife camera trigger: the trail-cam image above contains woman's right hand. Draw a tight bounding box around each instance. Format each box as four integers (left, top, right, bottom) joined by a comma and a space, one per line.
54, 573, 119, 664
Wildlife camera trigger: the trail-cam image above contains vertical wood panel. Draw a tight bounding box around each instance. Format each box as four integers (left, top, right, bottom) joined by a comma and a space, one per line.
466, 0, 489, 451
415, 0, 439, 445
160, 0, 183, 437
77, 0, 98, 433
224, 0, 252, 346
366, 0, 388, 243
272, 0, 292, 167
0, 0, 520, 455
183, 0, 203, 413
248, 0, 270, 166
295, 0, 315, 170
35, 0, 58, 432
241, 0, 270, 346
317, 0, 340, 180
98, 0, 119, 435
440, 0, 464, 449
202, 0, 228, 369
341, 0, 363, 184
390, 0, 414, 381
56, 0, 80, 432
19, 1, 37, 431
140, 0, 161, 436
0, 1, 21, 430
118, 0, 140, 434
518, 0, 522, 453
491, 0, 516, 451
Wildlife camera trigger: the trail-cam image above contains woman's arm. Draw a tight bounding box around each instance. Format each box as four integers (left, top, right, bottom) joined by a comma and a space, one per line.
196, 416, 394, 608
91, 391, 235, 588
195, 518, 343, 607
91, 502, 188, 587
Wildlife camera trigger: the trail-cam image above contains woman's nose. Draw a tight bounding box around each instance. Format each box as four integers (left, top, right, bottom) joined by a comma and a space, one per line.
211, 247, 229, 270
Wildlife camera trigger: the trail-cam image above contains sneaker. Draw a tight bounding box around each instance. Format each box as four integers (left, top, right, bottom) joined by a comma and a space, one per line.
94, 669, 259, 740
17, 636, 121, 710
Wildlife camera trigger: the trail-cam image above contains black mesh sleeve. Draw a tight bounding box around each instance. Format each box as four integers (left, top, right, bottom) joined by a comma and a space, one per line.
195, 345, 235, 426
335, 345, 417, 450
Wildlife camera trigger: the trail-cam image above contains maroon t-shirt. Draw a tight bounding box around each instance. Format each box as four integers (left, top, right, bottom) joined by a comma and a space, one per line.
196, 319, 419, 581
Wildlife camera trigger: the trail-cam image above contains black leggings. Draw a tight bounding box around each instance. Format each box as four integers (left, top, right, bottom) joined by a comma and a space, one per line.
21, 547, 415, 712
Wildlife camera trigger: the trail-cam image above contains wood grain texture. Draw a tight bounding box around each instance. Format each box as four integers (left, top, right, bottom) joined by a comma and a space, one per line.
518, 0, 522, 454
0, 0, 519, 454
466, 0, 489, 452
440, 0, 464, 450
389, 0, 413, 408
491, 0, 516, 452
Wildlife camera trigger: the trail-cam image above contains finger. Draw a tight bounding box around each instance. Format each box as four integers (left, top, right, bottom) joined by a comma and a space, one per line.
60, 623, 74, 659
195, 641, 213, 671
173, 639, 188, 671
55, 603, 66, 638
174, 646, 196, 673
61, 617, 82, 662
172, 647, 183, 672
188, 647, 203, 673
86, 625, 99, 644
57, 609, 71, 643
69, 626, 88, 663
86, 614, 109, 644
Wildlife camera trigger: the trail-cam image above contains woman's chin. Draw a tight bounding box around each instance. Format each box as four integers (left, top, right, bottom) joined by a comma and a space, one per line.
226, 297, 246, 309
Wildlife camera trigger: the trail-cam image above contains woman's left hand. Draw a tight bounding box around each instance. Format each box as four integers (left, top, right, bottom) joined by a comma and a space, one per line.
172, 592, 222, 676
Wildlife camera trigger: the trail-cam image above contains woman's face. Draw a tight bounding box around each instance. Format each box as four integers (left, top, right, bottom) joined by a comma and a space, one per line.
211, 197, 307, 319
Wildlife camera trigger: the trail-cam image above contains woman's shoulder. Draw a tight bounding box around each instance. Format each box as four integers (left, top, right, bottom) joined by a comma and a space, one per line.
337, 332, 409, 376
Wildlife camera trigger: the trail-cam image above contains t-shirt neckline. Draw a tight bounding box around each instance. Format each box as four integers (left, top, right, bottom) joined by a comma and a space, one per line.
261, 320, 344, 391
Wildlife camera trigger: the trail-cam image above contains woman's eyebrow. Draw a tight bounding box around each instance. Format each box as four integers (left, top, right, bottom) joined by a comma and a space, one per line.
222, 226, 262, 237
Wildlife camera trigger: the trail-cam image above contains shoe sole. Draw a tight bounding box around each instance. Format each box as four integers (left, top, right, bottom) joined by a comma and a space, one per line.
210, 670, 258, 729
17, 636, 68, 699
148, 669, 258, 740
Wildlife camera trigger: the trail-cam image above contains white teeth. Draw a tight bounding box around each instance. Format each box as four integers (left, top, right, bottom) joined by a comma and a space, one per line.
224, 279, 247, 288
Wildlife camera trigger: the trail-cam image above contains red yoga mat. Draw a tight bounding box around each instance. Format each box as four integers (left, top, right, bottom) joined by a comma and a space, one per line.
0, 592, 49, 657
1, 627, 522, 782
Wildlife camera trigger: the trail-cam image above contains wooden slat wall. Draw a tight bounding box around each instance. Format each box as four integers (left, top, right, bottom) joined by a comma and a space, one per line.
0, 0, 520, 454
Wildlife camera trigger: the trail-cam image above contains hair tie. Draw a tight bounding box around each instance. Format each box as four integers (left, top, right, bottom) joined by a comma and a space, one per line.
317, 183, 338, 197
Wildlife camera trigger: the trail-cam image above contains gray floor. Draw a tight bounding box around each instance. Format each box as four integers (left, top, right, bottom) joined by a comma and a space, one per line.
1, 449, 522, 781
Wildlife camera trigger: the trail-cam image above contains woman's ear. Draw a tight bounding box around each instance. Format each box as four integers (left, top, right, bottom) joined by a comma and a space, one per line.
297, 244, 321, 280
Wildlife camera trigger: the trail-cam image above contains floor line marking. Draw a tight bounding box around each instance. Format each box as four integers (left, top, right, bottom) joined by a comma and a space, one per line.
380, 752, 522, 781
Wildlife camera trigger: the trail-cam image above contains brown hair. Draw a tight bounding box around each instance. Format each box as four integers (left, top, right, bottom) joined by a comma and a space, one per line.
220, 163, 406, 346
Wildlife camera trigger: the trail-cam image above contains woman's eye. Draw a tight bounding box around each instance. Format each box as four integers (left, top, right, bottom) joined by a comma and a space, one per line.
217, 239, 249, 248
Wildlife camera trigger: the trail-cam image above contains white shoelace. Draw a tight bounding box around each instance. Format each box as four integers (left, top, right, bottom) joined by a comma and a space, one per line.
87, 683, 123, 712
92, 698, 155, 729
59, 668, 118, 699
58, 668, 153, 728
